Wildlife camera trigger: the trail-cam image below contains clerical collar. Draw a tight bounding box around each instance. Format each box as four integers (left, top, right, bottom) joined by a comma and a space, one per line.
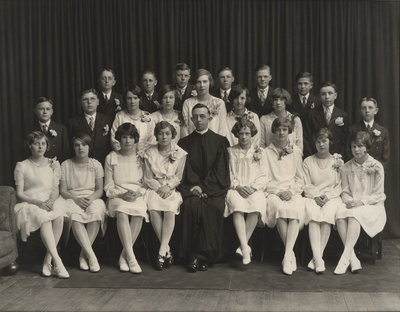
195, 128, 209, 135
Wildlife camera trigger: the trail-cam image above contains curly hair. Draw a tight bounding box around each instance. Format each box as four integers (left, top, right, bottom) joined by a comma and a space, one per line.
115, 122, 140, 143
154, 121, 177, 140
231, 117, 258, 138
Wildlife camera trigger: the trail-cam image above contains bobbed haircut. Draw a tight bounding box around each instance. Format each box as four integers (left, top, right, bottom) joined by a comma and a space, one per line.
175, 63, 191, 72
271, 116, 294, 134
320, 82, 338, 93
72, 133, 93, 151
159, 84, 176, 100
350, 130, 372, 150
295, 72, 313, 82
231, 118, 258, 138
25, 131, 50, 151
313, 127, 333, 146
115, 122, 140, 143
360, 97, 378, 107
34, 96, 54, 108
193, 69, 214, 87
124, 84, 141, 100
154, 121, 177, 140
192, 103, 210, 115
230, 84, 250, 101
271, 88, 292, 107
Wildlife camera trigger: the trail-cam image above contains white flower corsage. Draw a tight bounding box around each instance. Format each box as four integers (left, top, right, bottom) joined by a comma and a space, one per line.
332, 153, 344, 171
310, 103, 315, 109
335, 117, 344, 126
136, 150, 145, 166
103, 124, 110, 136
253, 146, 263, 162
88, 159, 96, 172
140, 112, 151, 123
278, 144, 293, 160
372, 129, 381, 137
208, 102, 221, 120
364, 162, 379, 175
169, 149, 179, 163
49, 157, 59, 170
48, 129, 57, 137
114, 99, 122, 112
190, 90, 198, 97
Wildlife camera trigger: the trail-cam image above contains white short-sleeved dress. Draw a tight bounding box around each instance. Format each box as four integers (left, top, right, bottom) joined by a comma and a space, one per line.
143, 144, 187, 214
151, 110, 182, 144
336, 155, 386, 237
260, 111, 303, 153
111, 109, 156, 151
104, 151, 149, 222
225, 110, 261, 147
14, 159, 67, 241
58, 158, 106, 233
264, 144, 305, 228
224, 144, 268, 223
302, 154, 346, 225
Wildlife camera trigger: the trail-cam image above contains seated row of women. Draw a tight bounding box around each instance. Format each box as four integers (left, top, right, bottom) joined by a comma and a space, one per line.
14, 117, 386, 279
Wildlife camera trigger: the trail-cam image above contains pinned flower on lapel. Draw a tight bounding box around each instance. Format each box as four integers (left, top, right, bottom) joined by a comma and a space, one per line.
103, 124, 110, 136
253, 146, 263, 162
372, 129, 381, 137
310, 103, 315, 109
364, 162, 379, 175
49, 129, 57, 137
335, 117, 344, 126
88, 159, 96, 172
278, 144, 293, 160
49, 157, 59, 170
332, 153, 344, 171
169, 149, 179, 163
140, 112, 151, 123
208, 102, 221, 120
191, 90, 198, 97
136, 150, 145, 166
115, 99, 122, 112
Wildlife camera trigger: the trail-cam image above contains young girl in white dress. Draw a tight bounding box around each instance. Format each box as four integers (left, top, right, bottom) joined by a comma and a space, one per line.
143, 121, 187, 270
260, 88, 303, 153
181, 69, 227, 137
264, 117, 305, 275
151, 85, 183, 144
14, 132, 69, 278
224, 118, 268, 265
225, 85, 261, 146
59, 133, 106, 273
111, 84, 156, 151
104, 123, 148, 274
334, 131, 386, 274
303, 128, 346, 273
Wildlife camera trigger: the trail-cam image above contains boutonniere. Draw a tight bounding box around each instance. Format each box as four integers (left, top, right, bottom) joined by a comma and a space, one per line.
190, 89, 198, 97
48, 129, 57, 137
49, 157, 59, 170
278, 144, 293, 160
169, 149, 179, 163
140, 112, 151, 123
372, 129, 381, 137
103, 124, 110, 136
332, 153, 344, 171
136, 150, 145, 166
335, 117, 344, 126
114, 99, 122, 112
235, 112, 255, 122
310, 103, 315, 109
208, 102, 221, 120
253, 146, 263, 162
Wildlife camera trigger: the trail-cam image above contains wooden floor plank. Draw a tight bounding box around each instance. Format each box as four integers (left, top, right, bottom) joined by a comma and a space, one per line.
369, 292, 400, 312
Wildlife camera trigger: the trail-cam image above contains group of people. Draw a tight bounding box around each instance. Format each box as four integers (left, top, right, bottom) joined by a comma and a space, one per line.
14, 63, 389, 279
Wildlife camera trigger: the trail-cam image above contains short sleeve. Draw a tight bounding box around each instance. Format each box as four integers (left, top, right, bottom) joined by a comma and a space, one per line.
60, 160, 68, 181
92, 159, 105, 179
14, 162, 25, 186
50, 160, 61, 185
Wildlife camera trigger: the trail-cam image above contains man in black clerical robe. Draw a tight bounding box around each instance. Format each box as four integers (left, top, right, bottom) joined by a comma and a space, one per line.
178, 104, 230, 272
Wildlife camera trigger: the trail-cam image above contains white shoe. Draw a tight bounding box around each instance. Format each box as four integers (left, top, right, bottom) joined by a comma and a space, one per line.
42, 262, 53, 277
291, 252, 297, 272
242, 246, 252, 265
128, 259, 142, 274
350, 252, 362, 273
282, 256, 293, 275
54, 263, 70, 279
235, 247, 242, 256
307, 259, 315, 271
119, 255, 129, 272
334, 255, 350, 275
89, 258, 100, 273
79, 256, 89, 271
314, 257, 326, 274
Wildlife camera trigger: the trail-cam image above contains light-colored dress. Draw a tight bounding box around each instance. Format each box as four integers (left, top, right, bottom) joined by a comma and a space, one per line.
14, 159, 66, 242
260, 111, 303, 153
151, 110, 182, 143
181, 96, 227, 137
224, 144, 268, 223
264, 143, 305, 228
303, 154, 346, 225
104, 150, 149, 222
59, 158, 106, 233
143, 144, 187, 214
111, 109, 156, 151
225, 109, 261, 146
336, 155, 386, 237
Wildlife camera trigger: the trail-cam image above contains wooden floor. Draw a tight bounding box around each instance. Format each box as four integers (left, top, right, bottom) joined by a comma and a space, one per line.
1, 239, 400, 312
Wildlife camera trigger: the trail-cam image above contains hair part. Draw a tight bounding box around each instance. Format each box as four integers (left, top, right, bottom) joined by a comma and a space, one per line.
313, 127, 333, 145
295, 71, 313, 82
72, 133, 93, 151
360, 97, 378, 108
25, 131, 50, 152
192, 103, 211, 115
254, 64, 271, 73
231, 118, 258, 138
124, 84, 142, 100
271, 88, 292, 107
175, 63, 191, 72
230, 84, 250, 101
81, 88, 99, 100
271, 116, 294, 134
35, 97, 54, 108
320, 82, 338, 93
193, 69, 214, 87
350, 130, 372, 150
115, 122, 140, 143
159, 84, 176, 100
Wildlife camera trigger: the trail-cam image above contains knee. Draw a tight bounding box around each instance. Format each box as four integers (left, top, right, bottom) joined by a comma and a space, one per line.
117, 212, 128, 221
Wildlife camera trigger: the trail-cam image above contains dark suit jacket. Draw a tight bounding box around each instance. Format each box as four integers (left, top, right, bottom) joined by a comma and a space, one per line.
246, 87, 274, 118
210, 87, 235, 112
97, 90, 124, 119
173, 84, 196, 112
348, 121, 390, 171
67, 113, 113, 165
30, 120, 70, 162
305, 105, 349, 159
139, 90, 160, 113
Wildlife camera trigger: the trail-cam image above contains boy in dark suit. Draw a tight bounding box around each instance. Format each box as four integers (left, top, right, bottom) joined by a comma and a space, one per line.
172, 63, 196, 112
211, 66, 236, 112
140, 70, 160, 113
247, 64, 274, 117
67, 88, 112, 164
97, 68, 124, 119
348, 97, 390, 171
31, 97, 70, 162
305, 82, 349, 158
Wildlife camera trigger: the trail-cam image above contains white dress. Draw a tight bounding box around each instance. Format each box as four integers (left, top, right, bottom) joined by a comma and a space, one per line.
58, 158, 106, 234
143, 144, 187, 214
303, 154, 346, 225
111, 109, 156, 151
151, 110, 182, 144
181, 96, 227, 137
14, 159, 67, 242
104, 151, 149, 221
264, 143, 305, 228
224, 144, 268, 223
259, 111, 303, 153
225, 109, 261, 146
336, 155, 386, 237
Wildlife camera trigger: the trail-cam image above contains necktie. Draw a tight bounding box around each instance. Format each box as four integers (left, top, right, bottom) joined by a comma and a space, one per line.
89, 116, 94, 131
302, 96, 307, 106
42, 125, 48, 133
104, 94, 108, 102
325, 108, 331, 125
223, 91, 228, 103
259, 89, 266, 103
367, 124, 371, 130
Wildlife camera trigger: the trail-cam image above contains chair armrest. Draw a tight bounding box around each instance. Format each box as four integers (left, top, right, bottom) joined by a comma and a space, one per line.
0, 186, 18, 239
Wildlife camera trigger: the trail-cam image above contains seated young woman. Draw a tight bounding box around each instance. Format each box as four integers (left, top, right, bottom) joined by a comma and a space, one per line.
264, 117, 305, 275
303, 128, 346, 274
14, 131, 69, 278
334, 131, 386, 274
143, 121, 187, 270
59, 133, 106, 273
104, 123, 148, 274
224, 117, 268, 265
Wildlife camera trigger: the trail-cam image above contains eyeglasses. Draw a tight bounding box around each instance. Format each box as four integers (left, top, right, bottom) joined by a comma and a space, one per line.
81, 97, 97, 103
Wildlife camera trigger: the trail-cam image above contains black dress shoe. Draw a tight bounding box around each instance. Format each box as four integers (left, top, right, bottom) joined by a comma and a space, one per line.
198, 260, 208, 271
7, 262, 18, 275
165, 251, 174, 268
187, 257, 199, 273
155, 255, 165, 271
